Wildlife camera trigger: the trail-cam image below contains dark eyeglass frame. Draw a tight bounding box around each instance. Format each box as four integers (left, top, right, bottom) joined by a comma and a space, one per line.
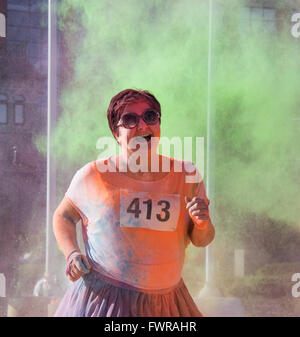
116, 110, 161, 129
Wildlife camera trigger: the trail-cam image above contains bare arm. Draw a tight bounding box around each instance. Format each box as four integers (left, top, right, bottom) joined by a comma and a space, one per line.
53, 196, 91, 281
52, 196, 82, 260
185, 196, 215, 247
188, 217, 215, 247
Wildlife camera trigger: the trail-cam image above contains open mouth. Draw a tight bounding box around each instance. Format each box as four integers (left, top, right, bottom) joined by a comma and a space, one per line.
135, 134, 152, 142
143, 134, 152, 142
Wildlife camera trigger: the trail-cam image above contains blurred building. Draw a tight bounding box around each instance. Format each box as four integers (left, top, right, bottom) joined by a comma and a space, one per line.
243, 0, 298, 33
0, 0, 48, 297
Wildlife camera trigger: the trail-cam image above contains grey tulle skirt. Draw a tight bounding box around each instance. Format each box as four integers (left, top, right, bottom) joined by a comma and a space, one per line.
54, 270, 202, 317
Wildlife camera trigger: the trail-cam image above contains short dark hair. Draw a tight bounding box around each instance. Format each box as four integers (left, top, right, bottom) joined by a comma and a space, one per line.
107, 89, 161, 135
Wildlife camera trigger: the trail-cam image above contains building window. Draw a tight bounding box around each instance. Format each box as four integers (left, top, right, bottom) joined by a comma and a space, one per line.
14, 96, 25, 124
0, 12, 6, 38
240, 7, 277, 33
7, 0, 30, 12
0, 94, 8, 124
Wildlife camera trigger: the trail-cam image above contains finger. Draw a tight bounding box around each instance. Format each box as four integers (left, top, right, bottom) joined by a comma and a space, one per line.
191, 208, 208, 214
191, 209, 209, 218
191, 209, 209, 217
70, 265, 82, 279
67, 272, 79, 282
189, 202, 208, 212
73, 256, 90, 275
194, 197, 208, 205
69, 271, 80, 282
193, 215, 209, 220
186, 197, 207, 209
81, 256, 91, 270
186, 198, 198, 209
184, 196, 191, 204
76, 257, 90, 274
67, 274, 75, 282
70, 261, 83, 277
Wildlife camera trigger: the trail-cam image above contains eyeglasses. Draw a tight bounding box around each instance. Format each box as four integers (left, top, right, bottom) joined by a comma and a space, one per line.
116, 110, 160, 129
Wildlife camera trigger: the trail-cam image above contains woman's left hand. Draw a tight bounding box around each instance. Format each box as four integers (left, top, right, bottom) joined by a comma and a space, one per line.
185, 196, 209, 220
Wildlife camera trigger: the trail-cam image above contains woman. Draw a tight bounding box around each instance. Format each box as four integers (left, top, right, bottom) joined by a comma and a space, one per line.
53, 89, 215, 317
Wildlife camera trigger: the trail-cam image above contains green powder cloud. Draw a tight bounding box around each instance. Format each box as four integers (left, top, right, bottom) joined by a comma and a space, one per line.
41, 0, 300, 226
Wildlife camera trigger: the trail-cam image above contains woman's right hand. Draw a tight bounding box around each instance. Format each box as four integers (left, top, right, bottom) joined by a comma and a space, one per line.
53, 197, 91, 282
66, 251, 91, 282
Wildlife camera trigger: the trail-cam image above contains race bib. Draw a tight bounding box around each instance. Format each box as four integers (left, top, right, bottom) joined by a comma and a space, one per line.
120, 189, 180, 231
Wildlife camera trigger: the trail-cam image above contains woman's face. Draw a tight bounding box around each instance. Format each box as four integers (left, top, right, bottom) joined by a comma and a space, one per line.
114, 100, 161, 157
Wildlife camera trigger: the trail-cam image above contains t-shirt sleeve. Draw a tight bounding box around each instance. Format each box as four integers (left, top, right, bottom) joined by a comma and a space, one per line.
184, 161, 209, 204
194, 178, 209, 204
65, 163, 91, 225
183, 162, 210, 236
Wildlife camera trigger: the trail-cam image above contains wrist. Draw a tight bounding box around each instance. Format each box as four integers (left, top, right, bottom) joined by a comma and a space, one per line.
191, 217, 209, 230
66, 248, 81, 261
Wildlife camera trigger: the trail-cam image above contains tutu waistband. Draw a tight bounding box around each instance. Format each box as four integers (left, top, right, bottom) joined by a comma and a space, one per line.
84, 268, 184, 295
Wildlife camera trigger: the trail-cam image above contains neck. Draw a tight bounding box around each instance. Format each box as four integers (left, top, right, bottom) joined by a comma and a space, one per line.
118, 151, 161, 174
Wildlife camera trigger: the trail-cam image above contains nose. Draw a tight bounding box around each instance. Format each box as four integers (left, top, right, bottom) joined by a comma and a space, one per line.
136, 116, 147, 130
